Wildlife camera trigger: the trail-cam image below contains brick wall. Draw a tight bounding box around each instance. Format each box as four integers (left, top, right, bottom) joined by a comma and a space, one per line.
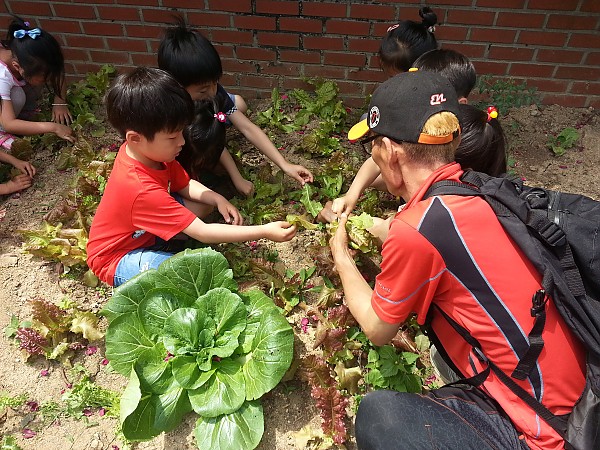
1, 1, 599, 108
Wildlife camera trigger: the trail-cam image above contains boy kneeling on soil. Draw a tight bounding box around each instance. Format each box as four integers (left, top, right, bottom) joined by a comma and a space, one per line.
87, 67, 296, 287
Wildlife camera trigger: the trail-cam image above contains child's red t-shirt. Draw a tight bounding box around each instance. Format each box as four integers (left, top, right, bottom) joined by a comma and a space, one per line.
87, 143, 196, 285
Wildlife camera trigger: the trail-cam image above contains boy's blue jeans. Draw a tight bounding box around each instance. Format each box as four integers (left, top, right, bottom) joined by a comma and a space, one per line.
113, 194, 183, 287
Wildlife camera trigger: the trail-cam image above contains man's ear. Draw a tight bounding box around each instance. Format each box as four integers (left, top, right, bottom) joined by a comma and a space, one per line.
381, 137, 403, 169
125, 130, 143, 144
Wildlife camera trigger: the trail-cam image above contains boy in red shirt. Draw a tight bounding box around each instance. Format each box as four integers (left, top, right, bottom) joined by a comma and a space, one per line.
87, 67, 296, 286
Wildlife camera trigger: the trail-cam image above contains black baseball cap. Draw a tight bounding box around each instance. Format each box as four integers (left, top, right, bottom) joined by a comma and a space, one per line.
349, 69, 460, 145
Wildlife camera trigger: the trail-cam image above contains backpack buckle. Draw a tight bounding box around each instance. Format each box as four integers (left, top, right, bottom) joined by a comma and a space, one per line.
531, 289, 548, 317
537, 220, 566, 247
472, 346, 488, 363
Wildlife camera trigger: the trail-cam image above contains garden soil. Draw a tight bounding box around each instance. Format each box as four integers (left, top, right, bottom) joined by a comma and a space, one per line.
0, 103, 598, 450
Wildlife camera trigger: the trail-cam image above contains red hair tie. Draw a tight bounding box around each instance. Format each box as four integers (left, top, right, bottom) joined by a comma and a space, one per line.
214, 112, 227, 123
486, 105, 498, 122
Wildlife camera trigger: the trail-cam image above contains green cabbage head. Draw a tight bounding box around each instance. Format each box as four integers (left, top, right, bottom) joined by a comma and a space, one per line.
101, 248, 294, 450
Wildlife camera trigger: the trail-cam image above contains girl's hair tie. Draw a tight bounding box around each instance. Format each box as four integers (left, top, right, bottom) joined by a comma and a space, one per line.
486, 105, 498, 122
214, 112, 227, 123
427, 25, 436, 33
387, 24, 400, 33
14, 28, 41, 40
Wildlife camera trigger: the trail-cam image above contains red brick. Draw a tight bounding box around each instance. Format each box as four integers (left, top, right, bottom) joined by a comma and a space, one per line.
350, 4, 395, 20
556, 66, 600, 81
280, 17, 322, 33
214, 45, 235, 58
257, 32, 299, 48
239, 74, 277, 89
537, 49, 584, 64
236, 46, 276, 62
488, 46, 535, 61
335, 80, 362, 95
211, 30, 254, 45
446, 10, 495, 26
326, 20, 370, 36
163, 0, 203, 8
131, 53, 156, 66
476, 0, 526, 7
73, 62, 110, 76
571, 82, 600, 96
347, 69, 387, 83
348, 38, 380, 53
304, 36, 344, 51
324, 52, 366, 67
221, 59, 256, 74
528, 0, 580, 10
526, 78, 569, 93
429, 0, 471, 5
65, 35, 105, 50
234, 16, 276, 31
471, 29, 517, 44
518, 31, 567, 47
303, 2, 348, 18
472, 60, 510, 76
220, 74, 236, 86
259, 62, 303, 76
115, 0, 159, 4
106, 38, 148, 53
343, 96, 367, 109
585, 52, 600, 65
256, 0, 299, 15
281, 78, 313, 91
98, 6, 140, 22
124, 24, 164, 39
443, 43, 487, 59
509, 63, 554, 78
541, 94, 587, 107
581, 0, 600, 13
41, 19, 82, 35
82, 22, 124, 37
435, 25, 469, 42
11, 1, 52, 16
496, 12, 545, 28
546, 14, 599, 30
89, 50, 131, 65
569, 34, 600, 49
589, 98, 600, 109
52, 3, 96, 19
280, 50, 321, 64
62, 48, 89, 62
207, 0, 251, 13
71, 0, 113, 3
304, 64, 347, 79
187, 12, 231, 28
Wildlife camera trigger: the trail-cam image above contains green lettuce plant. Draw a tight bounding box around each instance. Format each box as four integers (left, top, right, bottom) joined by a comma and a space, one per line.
101, 248, 294, 450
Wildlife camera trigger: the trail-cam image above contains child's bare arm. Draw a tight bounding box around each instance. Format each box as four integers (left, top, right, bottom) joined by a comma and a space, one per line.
228, 110, 313, 185
332, 157, 381, 216
178, 179, 243, 225
0, 99, 74, 142
219, 149, 254, 197
182, 218, 296, 244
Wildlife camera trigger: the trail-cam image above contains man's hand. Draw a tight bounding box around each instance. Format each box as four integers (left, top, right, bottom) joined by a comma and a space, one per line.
262, 221, 297, 242
331, 195, 358, 218
329, 213, 353, 264
283, 163, 314, 185
216, 198, 243, 225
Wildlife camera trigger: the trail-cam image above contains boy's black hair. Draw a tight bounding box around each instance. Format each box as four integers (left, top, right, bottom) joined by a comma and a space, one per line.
178, 96, 228, 179
456, 104, 507, 177
413, 49, 477, 99
158, 17, 222, 87
379, 6, 438, 74
2, 15, 65, 95
106, 67, 194, 141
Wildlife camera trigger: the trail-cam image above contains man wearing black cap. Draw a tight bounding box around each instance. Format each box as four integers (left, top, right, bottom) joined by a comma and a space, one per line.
330, 70, 584, 450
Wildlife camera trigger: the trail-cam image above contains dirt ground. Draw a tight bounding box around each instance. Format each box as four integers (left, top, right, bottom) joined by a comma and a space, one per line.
0, 103, 598, 450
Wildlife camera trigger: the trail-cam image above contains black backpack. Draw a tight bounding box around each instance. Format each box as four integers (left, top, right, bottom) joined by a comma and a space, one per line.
422, 170, 600, 450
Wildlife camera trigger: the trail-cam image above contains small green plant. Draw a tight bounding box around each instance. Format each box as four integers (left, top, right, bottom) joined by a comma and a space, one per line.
475, 75, 539, 111
0, 435, 23, 450
547, 127, 580, 156
255, 88, 298, 133
102, 248, 294, 450
363, 345, 422, 392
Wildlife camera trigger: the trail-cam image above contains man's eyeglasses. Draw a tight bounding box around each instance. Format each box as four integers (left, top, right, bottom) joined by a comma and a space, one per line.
359, 134, 378, 155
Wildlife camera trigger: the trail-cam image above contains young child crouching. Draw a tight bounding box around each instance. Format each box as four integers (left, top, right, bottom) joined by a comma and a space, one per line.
87, 67, 296, 287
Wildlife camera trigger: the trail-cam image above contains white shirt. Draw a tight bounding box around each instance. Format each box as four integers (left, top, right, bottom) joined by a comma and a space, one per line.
0, 60, 26, 131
